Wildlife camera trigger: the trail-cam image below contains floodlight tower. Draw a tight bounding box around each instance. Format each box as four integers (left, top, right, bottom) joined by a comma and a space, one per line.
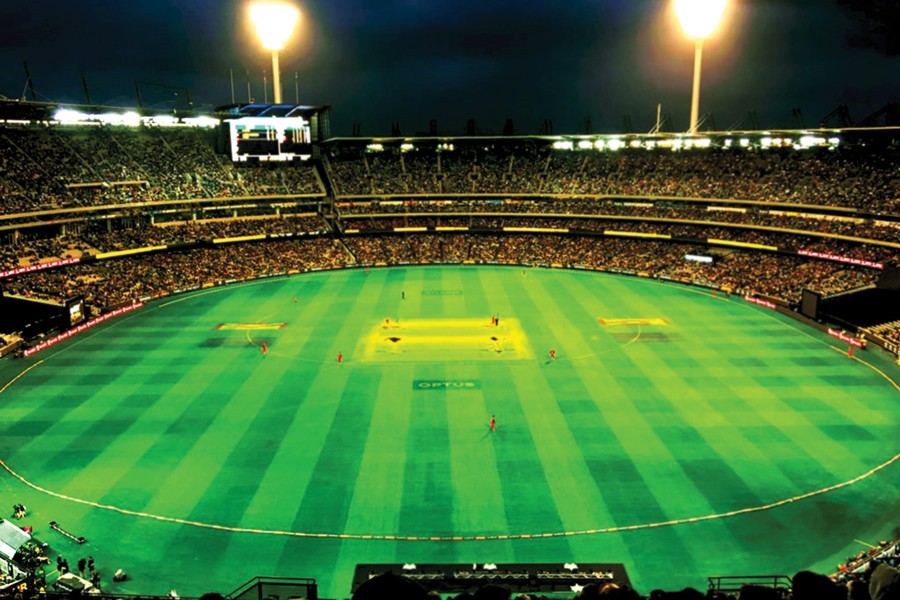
249, 1, 300, 104
674, 0, 727, 134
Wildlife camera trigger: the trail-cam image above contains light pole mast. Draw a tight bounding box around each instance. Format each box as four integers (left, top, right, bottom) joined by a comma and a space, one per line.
271, 50, 282, 103
689, 40, 703, 134
249, 1, 300, 105
674, 0, 727, 134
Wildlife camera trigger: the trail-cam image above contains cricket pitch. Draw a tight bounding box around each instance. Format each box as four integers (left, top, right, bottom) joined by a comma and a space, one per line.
360, 318, 534, 362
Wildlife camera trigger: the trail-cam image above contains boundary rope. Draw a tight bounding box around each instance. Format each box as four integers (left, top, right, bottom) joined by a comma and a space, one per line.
0, 452, 896, 542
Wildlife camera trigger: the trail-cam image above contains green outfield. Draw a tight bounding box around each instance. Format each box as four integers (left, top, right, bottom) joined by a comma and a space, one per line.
1, 266, 897, 599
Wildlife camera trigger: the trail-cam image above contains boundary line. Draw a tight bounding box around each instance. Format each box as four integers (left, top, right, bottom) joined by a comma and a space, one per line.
745, 304, 900, 392
0, 452, 896, 542
0, 360, 44, 395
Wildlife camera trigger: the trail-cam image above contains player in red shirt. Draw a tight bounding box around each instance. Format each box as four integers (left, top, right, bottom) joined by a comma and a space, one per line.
261, 342, 268, 357
337, 352, 343, 364
549, 348, 556, 360
490, 415, 496, 432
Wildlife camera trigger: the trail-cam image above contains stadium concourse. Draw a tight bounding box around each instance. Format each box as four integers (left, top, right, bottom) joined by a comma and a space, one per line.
0, 100, 899, 599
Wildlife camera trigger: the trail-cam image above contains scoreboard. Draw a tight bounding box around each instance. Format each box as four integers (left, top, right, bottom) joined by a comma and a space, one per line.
66, 296, 86, 327
227, 115, 312, 162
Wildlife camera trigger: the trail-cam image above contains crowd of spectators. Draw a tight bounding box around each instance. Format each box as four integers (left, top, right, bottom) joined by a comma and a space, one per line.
1, 122, 897, 334
0, 216, 329, 270
338, 216, 899, 266
2, 233, 881, 310
82, 215, 329, 249
327, 145, 550, 197
325, 144, 900, 214
334, 198, 900, 244
0, 124, 322, 215
339, 234, 878, 303
2, 238, 347, 308
2, 125, 898, 222
2, 125, 898, 297
864, 319, 900, 349
15, 208, 894, 285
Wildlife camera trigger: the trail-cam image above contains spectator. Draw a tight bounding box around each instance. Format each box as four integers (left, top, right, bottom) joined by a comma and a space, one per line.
869, 563, 900, 600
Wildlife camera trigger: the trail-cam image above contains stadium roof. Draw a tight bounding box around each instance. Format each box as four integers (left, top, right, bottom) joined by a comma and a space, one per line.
0, 97, 213, 123
214, 103, 328, 119
0, 98, 331, 123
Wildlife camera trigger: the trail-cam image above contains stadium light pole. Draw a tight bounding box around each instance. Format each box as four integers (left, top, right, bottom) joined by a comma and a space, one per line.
249, 1, 300, 104
674, 0, 727, 134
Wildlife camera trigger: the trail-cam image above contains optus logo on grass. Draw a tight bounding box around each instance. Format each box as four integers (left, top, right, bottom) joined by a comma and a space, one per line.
413, 380, 481, 390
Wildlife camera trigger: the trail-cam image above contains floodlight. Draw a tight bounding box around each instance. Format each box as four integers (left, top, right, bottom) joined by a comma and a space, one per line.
673, 0, 728, 134
249, 1, 300, 104
674, 0, 727, 40
54, 109, 86, 123
249, 2, 299, 50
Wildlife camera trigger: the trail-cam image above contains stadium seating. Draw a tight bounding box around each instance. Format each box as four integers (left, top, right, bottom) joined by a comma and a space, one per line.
1, 122, 898, 313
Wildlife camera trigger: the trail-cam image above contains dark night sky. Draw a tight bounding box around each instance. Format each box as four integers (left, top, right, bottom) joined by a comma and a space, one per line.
0, 0, 897, 136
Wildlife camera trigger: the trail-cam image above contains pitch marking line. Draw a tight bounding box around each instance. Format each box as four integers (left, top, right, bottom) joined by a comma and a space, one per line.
218, 323, 286, 331
564, 327, 643, 362
599, 318, 669, 326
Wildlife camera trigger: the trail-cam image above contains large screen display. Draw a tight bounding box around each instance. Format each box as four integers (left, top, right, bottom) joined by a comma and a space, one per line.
227, 116, 312, 162
800, 289, 820, 320
66, 296, 86, 327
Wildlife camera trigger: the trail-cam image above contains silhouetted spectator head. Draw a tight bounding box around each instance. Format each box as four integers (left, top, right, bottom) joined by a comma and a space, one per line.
738, 584, 781, 600
598, 582, 642, 599
847, 577, 872, 600
351, 571, 430, 600
792, 570, 844, 600
472, 584, 511, 600
649, 588, 706, 599
869, 563, 900, 600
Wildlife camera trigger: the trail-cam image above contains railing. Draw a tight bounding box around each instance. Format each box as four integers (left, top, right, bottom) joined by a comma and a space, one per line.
227, 576, 318, 600
708, 575, 792, 596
